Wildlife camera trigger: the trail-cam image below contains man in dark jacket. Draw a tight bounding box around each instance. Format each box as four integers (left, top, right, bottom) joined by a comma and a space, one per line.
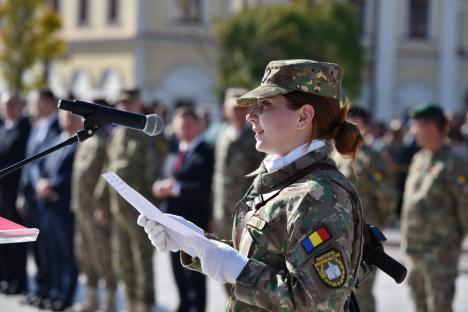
152, 106, 214, 312
35, 110, 82, 311
17, 88, 60, 307
0, 93, 31, 295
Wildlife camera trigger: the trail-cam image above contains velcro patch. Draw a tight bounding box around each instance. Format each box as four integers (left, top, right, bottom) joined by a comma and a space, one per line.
247, 216, 266, 231
313, 249, 347, 288
301, 226, 331, 253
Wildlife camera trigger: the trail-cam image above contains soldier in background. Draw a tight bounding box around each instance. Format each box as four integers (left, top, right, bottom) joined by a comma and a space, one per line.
332, 106, 397, 312
71, 99, 117, 312
402, 103, 468, 312
105, 92, 167, 312
212, 87, 264, 243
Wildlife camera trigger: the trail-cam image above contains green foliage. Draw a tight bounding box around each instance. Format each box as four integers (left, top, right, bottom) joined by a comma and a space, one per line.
0, 0, 66, 92
216, 1, 363, 98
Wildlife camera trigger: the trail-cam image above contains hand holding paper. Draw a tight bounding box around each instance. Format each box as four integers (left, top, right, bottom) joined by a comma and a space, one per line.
137, 214, 204, 253
102, 171, 209, 257
102, 171, 248, 282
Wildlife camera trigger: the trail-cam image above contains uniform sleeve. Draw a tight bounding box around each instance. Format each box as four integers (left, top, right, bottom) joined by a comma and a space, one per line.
449, 157, 468, 235
180, 234, 234, 272
234, 181, 361, 311
372, 153, 397, 227
143, 136, 167, 199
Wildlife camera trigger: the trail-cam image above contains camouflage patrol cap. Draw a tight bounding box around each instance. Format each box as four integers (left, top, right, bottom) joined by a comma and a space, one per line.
224, 87, 249, 107
410, 102, 445, 120
237, 59, 343, 106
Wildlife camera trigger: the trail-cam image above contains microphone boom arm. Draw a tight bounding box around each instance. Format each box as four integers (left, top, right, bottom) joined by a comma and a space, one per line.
0, 117, 104, 179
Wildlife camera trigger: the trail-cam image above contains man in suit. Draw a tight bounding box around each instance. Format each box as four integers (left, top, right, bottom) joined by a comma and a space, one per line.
17, 88, 60, 306
0, 93, 31, 295
153, 106, 214, 312
35, 110, 82, 311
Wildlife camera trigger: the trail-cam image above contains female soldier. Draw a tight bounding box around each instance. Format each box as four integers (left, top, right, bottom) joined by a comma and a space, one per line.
138, 59, 364, 311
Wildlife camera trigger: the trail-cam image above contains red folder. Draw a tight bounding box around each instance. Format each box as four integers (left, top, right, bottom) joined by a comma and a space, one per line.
0, 216, 39, 244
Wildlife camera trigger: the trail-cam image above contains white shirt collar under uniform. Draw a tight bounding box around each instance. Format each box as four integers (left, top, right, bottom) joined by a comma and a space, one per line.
264, 140, 325, 173
179, 135, 203, 153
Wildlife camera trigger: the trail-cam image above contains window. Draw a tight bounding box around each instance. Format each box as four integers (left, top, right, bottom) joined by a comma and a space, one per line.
77, 0, 89, 26
173, 0, 203, 24
409, 0, 429, 39
49, 0, 60, 11
107, 0, 119, 24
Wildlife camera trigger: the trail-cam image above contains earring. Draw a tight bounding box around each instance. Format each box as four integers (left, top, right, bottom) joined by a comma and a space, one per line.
298, 123, 303, 128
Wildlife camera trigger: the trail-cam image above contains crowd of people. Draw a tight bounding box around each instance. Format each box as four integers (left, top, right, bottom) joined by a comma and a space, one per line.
0, 81, 467, 312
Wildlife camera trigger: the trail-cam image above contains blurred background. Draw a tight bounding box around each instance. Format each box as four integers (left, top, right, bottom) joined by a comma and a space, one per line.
0, 1, 468, 312
0, 0, 467, 119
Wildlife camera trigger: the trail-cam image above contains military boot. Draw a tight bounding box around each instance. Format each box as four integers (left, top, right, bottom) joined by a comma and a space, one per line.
75, 287, 98, 312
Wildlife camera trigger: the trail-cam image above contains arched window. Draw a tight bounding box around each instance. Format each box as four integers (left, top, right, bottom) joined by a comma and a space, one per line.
99, 69, 122, 100
70, 69, 92, 99
409, 0, 429, 39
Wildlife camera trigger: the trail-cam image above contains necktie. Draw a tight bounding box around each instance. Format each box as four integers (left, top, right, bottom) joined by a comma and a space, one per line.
173, 150, 186, 173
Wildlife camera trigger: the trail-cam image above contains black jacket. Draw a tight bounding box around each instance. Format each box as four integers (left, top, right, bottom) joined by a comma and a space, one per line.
0, 117, 31, 218
166, 140, 214, 230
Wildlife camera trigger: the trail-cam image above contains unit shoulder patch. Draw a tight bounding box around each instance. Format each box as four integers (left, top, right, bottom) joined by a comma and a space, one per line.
313, 249, 347, 288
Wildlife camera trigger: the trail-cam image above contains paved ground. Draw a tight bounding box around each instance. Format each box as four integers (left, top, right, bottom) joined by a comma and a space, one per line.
1, 229, 467, 312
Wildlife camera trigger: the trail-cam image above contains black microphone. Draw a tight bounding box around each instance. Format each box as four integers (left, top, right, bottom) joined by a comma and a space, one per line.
58, 99, 164, 136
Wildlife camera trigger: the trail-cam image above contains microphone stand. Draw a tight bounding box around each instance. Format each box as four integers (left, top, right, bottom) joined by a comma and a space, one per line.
0, 119, 105, 179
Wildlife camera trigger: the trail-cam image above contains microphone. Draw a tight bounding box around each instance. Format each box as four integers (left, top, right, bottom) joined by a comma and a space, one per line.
58, 99, 164, 136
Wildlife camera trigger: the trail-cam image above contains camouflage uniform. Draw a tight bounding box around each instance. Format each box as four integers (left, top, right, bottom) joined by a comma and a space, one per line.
333, 145, 397, 312
105, 127, 167, 307
213, 124, 263, 240
72, 128, 117, 309
183, 145, 364, 311
402, 146, 468, 312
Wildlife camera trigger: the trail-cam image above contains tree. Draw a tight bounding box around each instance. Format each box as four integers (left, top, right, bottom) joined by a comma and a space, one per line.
216, 0, 363, 98
0, 0, 66, 92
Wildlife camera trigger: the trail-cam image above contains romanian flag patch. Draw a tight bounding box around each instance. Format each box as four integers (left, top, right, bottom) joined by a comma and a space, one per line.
301, 226, 331, 253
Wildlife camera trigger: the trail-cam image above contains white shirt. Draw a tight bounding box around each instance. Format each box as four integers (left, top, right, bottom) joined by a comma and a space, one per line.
264, 140, 326, 172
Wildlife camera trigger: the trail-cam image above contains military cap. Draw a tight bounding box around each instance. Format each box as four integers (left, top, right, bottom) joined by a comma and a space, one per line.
173, 105, 201, 120
117, 88, 141, 102
224, 87, 249, 107
410, 102, 445, 120
237, 59, 343, 106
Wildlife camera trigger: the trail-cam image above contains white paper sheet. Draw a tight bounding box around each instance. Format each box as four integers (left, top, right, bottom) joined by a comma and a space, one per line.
102, 171, 209, 257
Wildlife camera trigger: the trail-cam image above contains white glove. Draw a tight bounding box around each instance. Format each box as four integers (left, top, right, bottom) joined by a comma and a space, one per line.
137, 214, 204, 252
185, 235, 249, 284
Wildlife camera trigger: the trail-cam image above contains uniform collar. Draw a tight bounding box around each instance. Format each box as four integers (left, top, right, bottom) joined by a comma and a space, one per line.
247, 141, 331, 196
264, 140, 325, 173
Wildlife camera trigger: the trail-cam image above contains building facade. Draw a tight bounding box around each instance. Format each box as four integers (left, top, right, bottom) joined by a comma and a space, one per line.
356, 0, 468, 120
50, 0, 236, 110
44, 0, 468, 119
